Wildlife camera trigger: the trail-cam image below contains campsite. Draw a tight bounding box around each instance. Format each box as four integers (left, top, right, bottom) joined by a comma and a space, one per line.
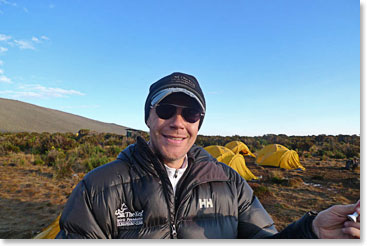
0, 132, 360, 238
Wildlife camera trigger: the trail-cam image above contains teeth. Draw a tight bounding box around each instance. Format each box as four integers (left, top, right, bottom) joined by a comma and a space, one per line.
167, 137, 184, 140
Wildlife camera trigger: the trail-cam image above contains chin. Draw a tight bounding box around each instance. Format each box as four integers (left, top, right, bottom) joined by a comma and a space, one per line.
161, 150, 186, 163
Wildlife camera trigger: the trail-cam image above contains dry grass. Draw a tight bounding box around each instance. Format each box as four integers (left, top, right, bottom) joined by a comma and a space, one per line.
0, 154, 83, 238
0, 155, 360, 238
247, 157, 360, 231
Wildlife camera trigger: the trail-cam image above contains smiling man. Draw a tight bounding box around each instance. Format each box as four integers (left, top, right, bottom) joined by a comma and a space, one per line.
57, 72, 360, 239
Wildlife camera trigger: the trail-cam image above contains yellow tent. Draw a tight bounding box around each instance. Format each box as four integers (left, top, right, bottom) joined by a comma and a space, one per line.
33, 214, 60, 239
204, 145, 235, 164
225, 141, 256, 158
227, 154, 258, 180
204, 145, 258, 180
255, 144, 305, 170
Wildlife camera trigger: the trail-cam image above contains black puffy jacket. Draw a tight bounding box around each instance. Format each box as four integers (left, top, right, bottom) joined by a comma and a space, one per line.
56, 137, 317, 239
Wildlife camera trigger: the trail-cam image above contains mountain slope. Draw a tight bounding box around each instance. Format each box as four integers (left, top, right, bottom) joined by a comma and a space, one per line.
0, 97, 131, 135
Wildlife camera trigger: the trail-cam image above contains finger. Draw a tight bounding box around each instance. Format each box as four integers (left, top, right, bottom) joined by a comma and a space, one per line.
344, 221, 360, 229
342, 227, 360, 239
331, 204, 356, 216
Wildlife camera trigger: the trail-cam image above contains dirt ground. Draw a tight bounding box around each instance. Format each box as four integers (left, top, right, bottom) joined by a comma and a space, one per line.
0, 155, 360, 238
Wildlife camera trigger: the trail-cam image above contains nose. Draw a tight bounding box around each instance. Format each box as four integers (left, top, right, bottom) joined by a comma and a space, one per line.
169, 107, 185, 129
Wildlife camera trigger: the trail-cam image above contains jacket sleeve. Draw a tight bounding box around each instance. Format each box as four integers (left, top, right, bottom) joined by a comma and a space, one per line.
56, 180, 109, 239
236, 179, 278, 238
268, 211, 319, 239
236, 177, 318, 239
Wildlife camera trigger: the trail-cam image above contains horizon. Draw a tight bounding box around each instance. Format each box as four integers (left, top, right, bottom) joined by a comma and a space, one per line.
0, 0, 361, 136
0, 95, 361, 138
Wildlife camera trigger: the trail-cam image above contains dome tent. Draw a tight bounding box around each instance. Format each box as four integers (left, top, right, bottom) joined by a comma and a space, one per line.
204, 145, 235, 164
33, 215, 61, 239
204, 145, 258, 180
255, 144, 305, 170
225, 141, 256, 158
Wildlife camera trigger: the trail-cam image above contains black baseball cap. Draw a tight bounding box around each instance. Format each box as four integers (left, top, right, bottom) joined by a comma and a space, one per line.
144, 72, 206, 128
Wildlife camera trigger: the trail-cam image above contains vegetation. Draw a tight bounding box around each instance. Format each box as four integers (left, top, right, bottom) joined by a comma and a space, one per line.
196, 134, 360, 159
0, 130, 359, 179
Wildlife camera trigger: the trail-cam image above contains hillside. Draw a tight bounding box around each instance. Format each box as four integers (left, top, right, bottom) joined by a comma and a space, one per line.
0, 97, 131, 135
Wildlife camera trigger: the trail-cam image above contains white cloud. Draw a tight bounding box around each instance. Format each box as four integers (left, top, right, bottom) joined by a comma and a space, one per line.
31, 35, 50, 43
16, 84, 85, 98
41, 35, 49, 41
0, 34, 49, 51
0, 69, 3, 74
0, 75, 12, 83
0, 84, 85, 98
14, 40, 35, 50
0, 34, 11, 41
0, 46, 8, 53
0, 0, 17, 7
0, 90, 41, 98
31, 36, 40, 43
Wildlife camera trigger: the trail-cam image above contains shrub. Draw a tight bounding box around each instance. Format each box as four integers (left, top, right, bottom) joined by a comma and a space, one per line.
83, 153, 110, 172
107, 146, 123, 157
33, 156, 45, 165
0, 141, 21, 154
251, 183, 272, 199
54, 151, 76, 179
45, 149, 65, 167
334, 151, 346, 159
78, 143, 105, 159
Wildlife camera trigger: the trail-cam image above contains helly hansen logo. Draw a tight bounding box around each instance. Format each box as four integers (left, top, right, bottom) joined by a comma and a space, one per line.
199, 198, 213, 208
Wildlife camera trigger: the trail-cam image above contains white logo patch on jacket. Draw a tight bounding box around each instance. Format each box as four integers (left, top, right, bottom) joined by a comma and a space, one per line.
115, 203, 144, 227
199, 198, 213, 208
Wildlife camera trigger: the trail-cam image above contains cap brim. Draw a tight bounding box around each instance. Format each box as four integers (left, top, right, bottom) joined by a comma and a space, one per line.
150, 88, 205, 113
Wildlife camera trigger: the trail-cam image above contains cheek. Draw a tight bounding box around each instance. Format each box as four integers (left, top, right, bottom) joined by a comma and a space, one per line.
187, 123, 199, 138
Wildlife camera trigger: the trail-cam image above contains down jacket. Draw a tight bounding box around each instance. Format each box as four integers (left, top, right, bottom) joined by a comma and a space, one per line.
56, 136, 317, 239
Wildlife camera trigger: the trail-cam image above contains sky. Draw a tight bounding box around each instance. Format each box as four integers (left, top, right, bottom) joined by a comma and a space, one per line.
0, 0, 361, 137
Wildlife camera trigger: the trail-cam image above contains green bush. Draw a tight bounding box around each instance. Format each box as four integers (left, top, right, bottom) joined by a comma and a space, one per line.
83, 153, 110, 172
54, 151, 75, 179
33, 156, 45, 165
251, 184, 272, 199
1, 141, 21, 154
334, 151, 346, 159
45, 149, 65, 167
107, 146, 123, 157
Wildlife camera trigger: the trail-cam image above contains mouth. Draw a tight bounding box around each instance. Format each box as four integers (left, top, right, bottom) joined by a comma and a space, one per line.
162, 134, 187, 142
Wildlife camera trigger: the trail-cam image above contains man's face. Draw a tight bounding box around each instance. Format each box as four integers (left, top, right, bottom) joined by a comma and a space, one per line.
147, 93, 201, 167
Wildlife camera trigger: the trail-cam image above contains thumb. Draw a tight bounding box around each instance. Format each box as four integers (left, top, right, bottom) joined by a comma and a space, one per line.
331, 203, 357, 217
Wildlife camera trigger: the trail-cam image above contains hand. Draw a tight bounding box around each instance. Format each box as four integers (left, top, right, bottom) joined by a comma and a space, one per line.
312, 200, 360, 239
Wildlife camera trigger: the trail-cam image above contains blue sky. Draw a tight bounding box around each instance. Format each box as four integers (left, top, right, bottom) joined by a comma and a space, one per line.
0, 0, 361, 136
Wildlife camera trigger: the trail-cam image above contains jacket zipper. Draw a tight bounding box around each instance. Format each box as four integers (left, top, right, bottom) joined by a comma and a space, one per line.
171, 224, 177, 238
173, 177, 229, 235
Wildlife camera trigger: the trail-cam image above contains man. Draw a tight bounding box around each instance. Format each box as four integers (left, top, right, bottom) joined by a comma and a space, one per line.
56, 72, 360, 239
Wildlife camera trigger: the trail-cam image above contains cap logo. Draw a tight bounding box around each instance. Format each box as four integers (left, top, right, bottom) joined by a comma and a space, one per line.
172, 75, 196, 88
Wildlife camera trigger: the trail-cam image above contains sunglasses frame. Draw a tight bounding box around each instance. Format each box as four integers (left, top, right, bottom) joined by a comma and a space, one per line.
151, 103, 204, 123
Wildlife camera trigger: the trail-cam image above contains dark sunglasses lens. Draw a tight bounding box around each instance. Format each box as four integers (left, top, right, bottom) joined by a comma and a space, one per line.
156, 104, 176, 119
182, 108, 201, 123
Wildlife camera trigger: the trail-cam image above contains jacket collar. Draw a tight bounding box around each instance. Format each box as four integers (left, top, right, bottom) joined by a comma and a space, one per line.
117, 136, 229, 185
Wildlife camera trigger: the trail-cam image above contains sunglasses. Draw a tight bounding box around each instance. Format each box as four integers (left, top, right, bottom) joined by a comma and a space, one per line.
153, 103, 204, 123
